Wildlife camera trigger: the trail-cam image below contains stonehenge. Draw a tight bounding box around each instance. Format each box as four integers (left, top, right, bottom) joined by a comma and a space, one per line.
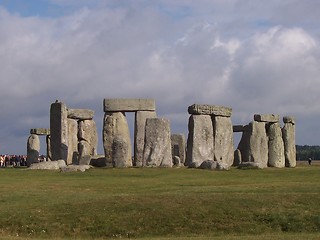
186, 104, 234, 168
27, 99, 296, 170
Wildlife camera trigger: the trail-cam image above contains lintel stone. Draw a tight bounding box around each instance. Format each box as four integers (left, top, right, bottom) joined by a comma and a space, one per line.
283, 116, 295, 125
254, 114, 279, 123
188, 104, 232, 117
67, 108, 94, 120
233, 125, 249, 132
30, 128, 50, 135
103, 99, 155, 112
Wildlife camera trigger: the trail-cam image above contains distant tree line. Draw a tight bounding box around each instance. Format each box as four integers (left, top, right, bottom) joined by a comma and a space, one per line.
296, 145, 320, 160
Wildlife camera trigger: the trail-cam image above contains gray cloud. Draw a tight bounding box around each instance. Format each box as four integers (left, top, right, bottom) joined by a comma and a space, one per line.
0, 1, 320, 154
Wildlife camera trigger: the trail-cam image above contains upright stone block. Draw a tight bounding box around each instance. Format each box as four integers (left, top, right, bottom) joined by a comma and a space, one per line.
103, 112, 132, 167
268, 122, 285, 168
78, 120, 98, 156
27, 134, 40, 167
134, 111, 157, 166
46, 135, 52, 161
143, 118, 172, 167
67, 118, 78, 165
186, 115, 214, 167
238, 121, 268, 168
50, 102, 68, 161
213, 116, 234, 167
188, 104, 232, 117
104, 99, 155, 112
171, 134, 186, 165
282, 116, 296, 167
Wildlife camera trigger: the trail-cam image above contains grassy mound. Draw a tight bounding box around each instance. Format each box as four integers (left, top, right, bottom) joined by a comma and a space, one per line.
0, 165, 319, 239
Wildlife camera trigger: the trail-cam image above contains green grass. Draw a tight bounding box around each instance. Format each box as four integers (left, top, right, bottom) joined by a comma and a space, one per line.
0, 165, 319, 239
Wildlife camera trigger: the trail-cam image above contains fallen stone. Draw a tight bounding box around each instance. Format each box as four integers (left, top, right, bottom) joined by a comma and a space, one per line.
90, 155, 107, 167
29, 160, 66, 170
79, 155, 92, 165
188, 104, 232, 117
238, 162, 265, 169
67, 108, 94, 120
103, 98, 156, 112
60, 165, 92, 172
198, 160, 230, 170
254, 114, 279, 123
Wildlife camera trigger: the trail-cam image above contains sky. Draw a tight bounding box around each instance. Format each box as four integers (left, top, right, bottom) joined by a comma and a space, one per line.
1, 0, 320, 155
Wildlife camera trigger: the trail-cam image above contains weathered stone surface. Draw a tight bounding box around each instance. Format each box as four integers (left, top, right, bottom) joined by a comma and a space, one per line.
134, 111, 157, 166
67, 118, 78, 165
254, 114, 279, 123
67, 108, 94, 120
199, 160, 230, 170
238, 162, 265, 169
30, 128, 50, 135
60, 165, 92, 172
233, 149, 241, 166
27, 134, 40, 167
213, 116, 234, 167
50, 102, 68, 162
78, 140, 91, 160
186, 115, 214, 167
172, 156, 181, 166
46, 135, 52, 161
103, 112, 132, 167
29, 160, 66, 170
237, 121, 268, 168
103, 98, 156, 112
79, 155, 92, 165
283, 116, 295, 125
233, 125, 250, 132
90, 155, 106, 167
171, 134, 186, 165
268, 122, 285, 168
112, 136, 132, 167
78, 120, 98, 156
282, 122, 296, 167
143, 118, 172, 167
188, 104, 232, 117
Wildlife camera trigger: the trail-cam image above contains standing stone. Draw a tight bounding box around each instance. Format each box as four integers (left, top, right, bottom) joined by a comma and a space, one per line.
186, 115, 214, 168
78, 140, 91, 159
78, 120, 98, 156
112, 136, 132, 167
268, 122, 285, 168
233, 149, 241, 166
27, 134, 40, 167
171, 134, 186, 165
213, 116, 234, 167
282, 116, 296, 167
103, 112, 132, 167
134, 111, 157, 166
67, 118, 78, 165
238, 121, 268, 168
50, 102, 68, 162
46, 135, 52, 161
143, 118, 172, 167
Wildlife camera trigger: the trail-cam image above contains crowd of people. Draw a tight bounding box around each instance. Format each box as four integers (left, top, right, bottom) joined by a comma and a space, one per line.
0, 155, 27, 167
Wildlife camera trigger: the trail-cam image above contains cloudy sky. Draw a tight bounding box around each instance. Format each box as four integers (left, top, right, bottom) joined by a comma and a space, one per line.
1, 0, 320, 155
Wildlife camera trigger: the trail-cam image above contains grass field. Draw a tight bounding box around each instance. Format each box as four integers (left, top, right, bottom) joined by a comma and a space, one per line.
0, 164, 319, 239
